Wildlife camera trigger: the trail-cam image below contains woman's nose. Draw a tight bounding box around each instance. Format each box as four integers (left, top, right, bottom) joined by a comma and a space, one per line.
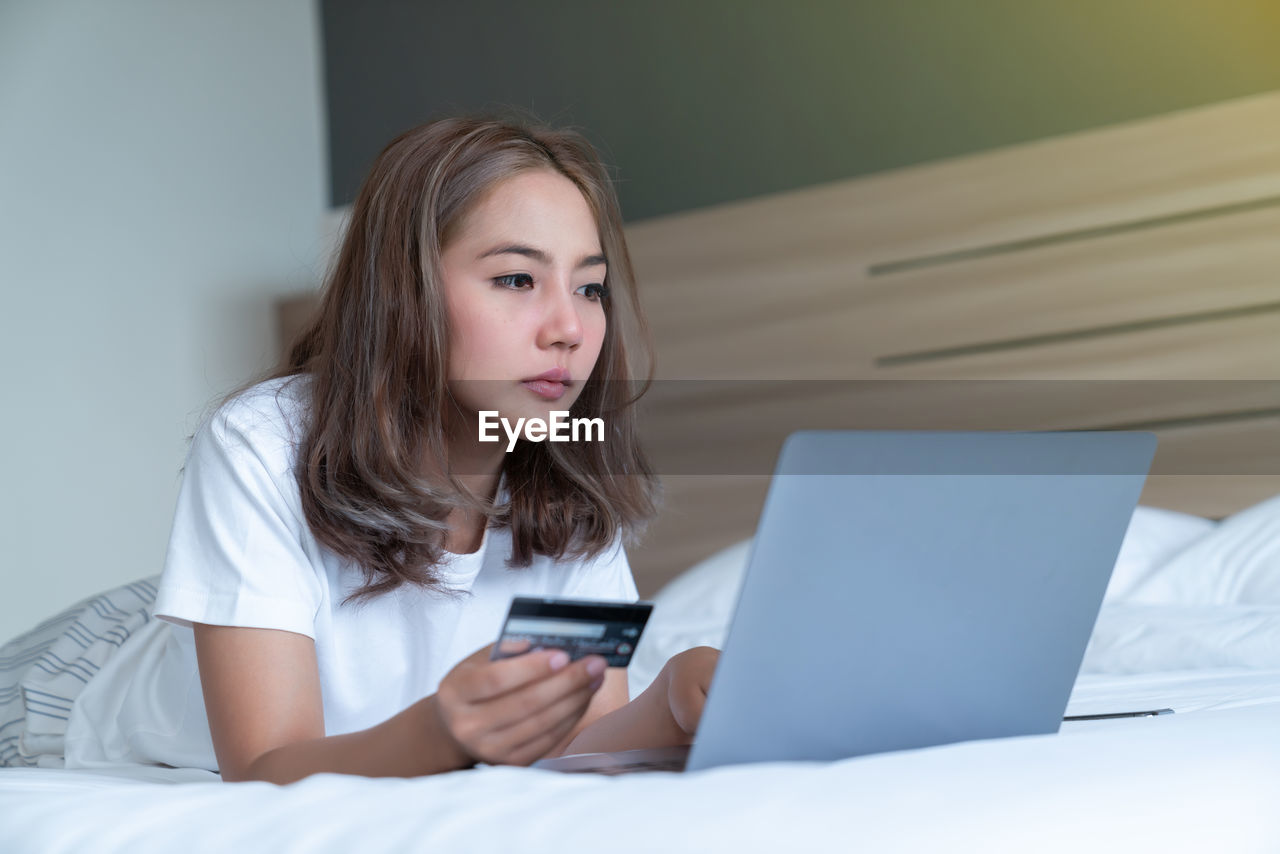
538, 284, 583, 350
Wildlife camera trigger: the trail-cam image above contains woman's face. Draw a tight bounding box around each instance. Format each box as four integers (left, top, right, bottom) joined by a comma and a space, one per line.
440, 169, 608, 427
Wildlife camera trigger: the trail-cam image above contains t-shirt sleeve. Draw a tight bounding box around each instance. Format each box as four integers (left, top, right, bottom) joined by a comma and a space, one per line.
558, 532, 641, 603
151, 402, 323, 638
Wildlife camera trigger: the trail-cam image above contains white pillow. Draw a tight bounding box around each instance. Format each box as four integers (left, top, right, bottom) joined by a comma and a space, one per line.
1123, 492, 1280, 606
1103, 505, 1217, 602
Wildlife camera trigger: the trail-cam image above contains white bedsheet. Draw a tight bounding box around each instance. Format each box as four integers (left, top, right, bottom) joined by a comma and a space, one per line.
2, 668, 1279, 854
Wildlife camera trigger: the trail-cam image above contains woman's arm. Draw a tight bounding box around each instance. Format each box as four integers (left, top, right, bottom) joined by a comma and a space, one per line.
194, 623, 467, 782
544, 667, 632, 756
193, 623, 606, 784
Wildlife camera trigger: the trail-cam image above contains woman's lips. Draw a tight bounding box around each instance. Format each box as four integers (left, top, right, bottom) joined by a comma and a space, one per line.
521, 379, 567, 401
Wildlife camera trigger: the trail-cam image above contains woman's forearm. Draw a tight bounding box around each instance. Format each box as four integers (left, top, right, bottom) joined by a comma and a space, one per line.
238, 695, 473, 784
556, 668, 688, 756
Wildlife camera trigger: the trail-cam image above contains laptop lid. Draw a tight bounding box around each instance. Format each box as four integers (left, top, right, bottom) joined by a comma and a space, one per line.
685, 430, 1156, 773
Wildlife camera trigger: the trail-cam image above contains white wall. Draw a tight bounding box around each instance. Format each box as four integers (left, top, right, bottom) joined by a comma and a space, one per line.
0, 1, 328, 640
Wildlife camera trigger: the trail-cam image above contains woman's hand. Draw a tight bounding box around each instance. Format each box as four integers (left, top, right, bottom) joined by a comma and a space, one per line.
546, 645, 722, 757
662, 646, 721, 739
432, 643, 608, 767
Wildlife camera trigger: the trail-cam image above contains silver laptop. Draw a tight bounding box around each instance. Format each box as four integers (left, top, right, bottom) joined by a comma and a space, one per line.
535, 430, 1157, 775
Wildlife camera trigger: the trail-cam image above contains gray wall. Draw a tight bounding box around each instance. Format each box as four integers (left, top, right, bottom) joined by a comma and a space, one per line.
322, 0, 1280, 221
0, 1, 328, 640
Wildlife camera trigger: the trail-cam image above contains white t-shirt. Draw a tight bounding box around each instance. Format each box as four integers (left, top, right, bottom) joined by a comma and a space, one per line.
63, 375, 638, 771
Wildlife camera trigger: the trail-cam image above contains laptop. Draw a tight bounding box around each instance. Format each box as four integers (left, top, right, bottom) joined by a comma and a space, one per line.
534, 430, 1157, 775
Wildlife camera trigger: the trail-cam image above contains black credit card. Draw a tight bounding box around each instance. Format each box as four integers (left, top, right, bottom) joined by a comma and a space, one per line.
490, 596, 653, 667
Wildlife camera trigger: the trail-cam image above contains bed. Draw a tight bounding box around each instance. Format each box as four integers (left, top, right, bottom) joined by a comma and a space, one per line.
4, 91, 1280, 852
3, 500, 1280, 851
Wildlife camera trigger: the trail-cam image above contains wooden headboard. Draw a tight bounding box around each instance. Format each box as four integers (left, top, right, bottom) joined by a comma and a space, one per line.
282, 91, 1280, 596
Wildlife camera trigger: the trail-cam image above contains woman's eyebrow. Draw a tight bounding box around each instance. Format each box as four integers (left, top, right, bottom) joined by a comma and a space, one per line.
476, 244, 607, 271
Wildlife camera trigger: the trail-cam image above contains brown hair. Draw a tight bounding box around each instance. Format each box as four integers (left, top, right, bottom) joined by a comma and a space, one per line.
260, 114, 659, 601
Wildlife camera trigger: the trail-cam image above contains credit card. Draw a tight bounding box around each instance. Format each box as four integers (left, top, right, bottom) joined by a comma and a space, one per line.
490, 596, 653, 667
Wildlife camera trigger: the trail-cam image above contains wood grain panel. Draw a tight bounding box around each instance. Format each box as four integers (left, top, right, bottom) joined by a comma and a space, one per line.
630, 476, 770, 597
635, 380, 1280, 475
653, 303, 1280, 381
641, 201, 1280, 354
1138, 476, 1280, 520
628, 91, 1280, 292
276, 293, 320, 361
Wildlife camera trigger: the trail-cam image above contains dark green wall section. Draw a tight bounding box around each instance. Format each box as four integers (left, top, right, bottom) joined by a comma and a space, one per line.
321, 0, 1280, 222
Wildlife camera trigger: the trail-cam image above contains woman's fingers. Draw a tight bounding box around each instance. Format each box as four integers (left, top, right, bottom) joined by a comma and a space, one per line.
498, 661, 605, 744
454, 645, 568, 703
481, 655, 605, 734
437, 649, 607, 764
485, 677, 601, 765
436, 648, 561, 759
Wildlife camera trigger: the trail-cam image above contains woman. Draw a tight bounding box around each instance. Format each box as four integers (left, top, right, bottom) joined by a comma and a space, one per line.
0, 115, 718, 781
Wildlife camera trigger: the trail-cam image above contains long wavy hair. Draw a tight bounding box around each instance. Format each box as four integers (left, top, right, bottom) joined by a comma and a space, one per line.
259, 115, 659, 601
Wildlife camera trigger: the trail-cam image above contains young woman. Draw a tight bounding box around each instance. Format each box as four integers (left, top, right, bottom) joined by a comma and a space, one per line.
0, 116, 718, 780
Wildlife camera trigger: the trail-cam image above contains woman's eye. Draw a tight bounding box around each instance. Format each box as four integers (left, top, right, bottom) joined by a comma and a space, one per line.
493, 273, 534, 290
577, 283, 609, 301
